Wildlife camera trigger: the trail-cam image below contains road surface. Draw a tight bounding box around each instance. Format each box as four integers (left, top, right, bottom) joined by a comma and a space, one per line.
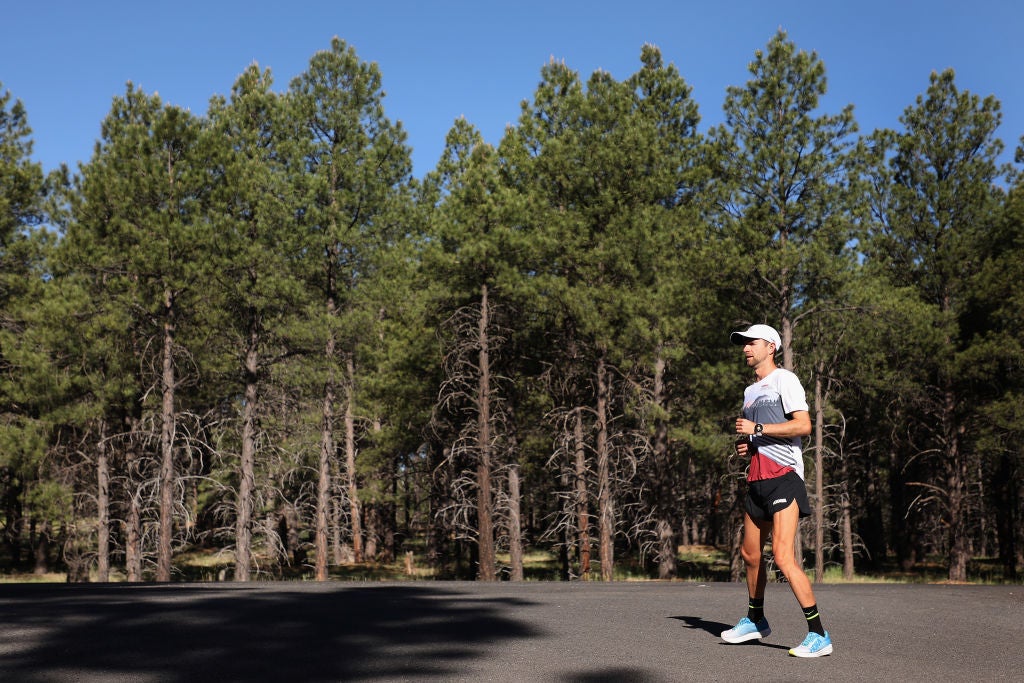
0, 580, 1019, 681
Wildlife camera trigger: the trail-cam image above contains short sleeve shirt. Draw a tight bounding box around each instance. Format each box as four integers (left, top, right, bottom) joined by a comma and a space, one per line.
742, 368, 809, 481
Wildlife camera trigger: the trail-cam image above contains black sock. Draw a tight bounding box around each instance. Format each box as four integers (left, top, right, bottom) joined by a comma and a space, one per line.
747, 597, 764, 623
802, 604, 825, 636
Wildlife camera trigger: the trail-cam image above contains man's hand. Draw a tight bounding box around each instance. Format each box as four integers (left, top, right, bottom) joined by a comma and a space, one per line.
736, 417, 755, 435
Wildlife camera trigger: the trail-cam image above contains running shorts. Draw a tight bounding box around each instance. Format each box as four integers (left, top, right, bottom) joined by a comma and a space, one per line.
745, 470, 811, 520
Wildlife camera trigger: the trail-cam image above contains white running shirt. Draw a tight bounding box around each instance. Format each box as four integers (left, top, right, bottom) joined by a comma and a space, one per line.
742, 368, 809, 481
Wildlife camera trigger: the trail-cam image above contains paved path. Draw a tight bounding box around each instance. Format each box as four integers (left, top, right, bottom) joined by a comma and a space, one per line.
0, 581, 1020, 681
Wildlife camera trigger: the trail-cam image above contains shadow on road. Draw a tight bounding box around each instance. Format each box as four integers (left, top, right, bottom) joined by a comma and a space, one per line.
668, 614, 729, 637
668, 615, 789, 651
0, 583, 541, 682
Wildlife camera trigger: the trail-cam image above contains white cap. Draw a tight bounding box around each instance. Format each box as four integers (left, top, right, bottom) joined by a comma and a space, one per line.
730, 324, 781, 352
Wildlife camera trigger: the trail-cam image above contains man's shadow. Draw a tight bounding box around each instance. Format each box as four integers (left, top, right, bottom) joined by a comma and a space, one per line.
669, 616, 789, 650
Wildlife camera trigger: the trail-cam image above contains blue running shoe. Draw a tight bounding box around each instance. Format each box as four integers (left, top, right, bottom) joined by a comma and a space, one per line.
788, 631, 833, 657
721, 616, 771, 643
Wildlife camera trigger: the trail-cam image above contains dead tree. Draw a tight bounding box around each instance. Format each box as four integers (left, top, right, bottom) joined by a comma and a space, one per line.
435, 286, 516, 581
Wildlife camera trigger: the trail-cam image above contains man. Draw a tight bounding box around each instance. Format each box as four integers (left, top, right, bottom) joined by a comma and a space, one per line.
720, 323, 833, 658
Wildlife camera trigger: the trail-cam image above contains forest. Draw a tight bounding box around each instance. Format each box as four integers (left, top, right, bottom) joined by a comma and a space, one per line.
1, 30, 1022, 584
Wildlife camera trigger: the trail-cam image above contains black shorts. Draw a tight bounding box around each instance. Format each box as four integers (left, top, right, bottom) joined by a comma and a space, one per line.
745, 471, 811, 521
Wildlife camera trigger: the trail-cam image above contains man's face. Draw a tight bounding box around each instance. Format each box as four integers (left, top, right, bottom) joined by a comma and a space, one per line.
742, 338, 774, 368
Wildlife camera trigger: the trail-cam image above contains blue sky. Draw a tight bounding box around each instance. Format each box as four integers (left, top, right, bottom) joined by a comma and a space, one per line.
4, 1, 1021, 178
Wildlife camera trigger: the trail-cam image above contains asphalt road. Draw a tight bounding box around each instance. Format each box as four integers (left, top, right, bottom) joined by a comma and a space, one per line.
0, 580, 1020, 682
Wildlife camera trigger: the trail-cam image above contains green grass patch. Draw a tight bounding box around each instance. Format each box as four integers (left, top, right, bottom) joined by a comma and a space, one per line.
2, 544, 1018, 584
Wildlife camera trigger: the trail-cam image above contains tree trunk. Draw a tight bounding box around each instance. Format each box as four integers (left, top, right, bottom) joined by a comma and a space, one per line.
841, 484, 855, 580
126, 478, 142, 582
652, 352, 677, 580
379, 420, 396, 563
779, 309, 794, 372
475, 284, 496, 581
32, 519, 49, 574
813, 370, 825, 582
96, 420, 110, 582
234, 330, 259, 581
380, 499, 395, 563
283, 502, 302, 567
596, 354, 614, 581
313, 284, 337, 581
778, 313, 803, 571
316, 394, 334, 580
573, 408, 591, 578
157, 288, 176, 582
508, 462, 524, 581
331, 470, 352, 563
345, 355, 363, 563
945, 386, 969, 582
123, 416, 142, 582
363, 504, 379, 560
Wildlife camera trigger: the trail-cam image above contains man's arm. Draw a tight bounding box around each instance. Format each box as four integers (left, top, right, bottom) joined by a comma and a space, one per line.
735, 410, 812, 439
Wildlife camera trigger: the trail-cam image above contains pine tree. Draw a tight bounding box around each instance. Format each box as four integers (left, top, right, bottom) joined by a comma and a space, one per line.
500, 46, 711, 580
64, 84, 211, 581
205, 63, 308, 580
0, 83, 50, 570
287, 38, 412, 579
621, 45, 716, 580
973, 144, 1024, 579
426, 118, 532, 580
863, 69, 1007, 581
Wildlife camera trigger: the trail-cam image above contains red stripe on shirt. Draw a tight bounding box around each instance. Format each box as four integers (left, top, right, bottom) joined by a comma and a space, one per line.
748, 452, 794, 481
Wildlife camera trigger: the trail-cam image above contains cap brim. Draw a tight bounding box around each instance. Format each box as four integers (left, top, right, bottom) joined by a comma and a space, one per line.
730, 332, 754, 345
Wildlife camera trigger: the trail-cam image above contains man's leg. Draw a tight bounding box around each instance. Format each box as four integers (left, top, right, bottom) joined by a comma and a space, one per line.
769, 501, 814, 607
772, 500, 833, 657
722, 512, 773, 643
741, 512, 770, 601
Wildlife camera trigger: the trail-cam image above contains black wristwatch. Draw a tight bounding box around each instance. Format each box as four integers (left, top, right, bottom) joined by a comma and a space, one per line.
754, 423, 764, 436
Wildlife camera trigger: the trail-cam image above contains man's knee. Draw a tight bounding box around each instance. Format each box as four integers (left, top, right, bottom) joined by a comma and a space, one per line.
740, 546, 762, 567
773, 552, 807, 583
773, 557, 796, 577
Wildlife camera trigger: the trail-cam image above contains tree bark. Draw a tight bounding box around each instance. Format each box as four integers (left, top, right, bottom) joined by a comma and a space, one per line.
508, 462, 524, 581
345, 355, 363, 563
841, 483, 855, 580
316, 398, 334, 580
945, 386, 969, 582
363, 504, 379, 560
652, 352, 677, 579
234, 326, 259, 581
96, 420, 110, 582
315, 307, 336, 581
813, 369, 825, 582
596, 354, 614, 581
125, 471, 142, 580
157, 288, 176, 582
32, 519, 49, 574
573, 409, 591, 579
475, 284, 496, 581
778, 312, 803, 571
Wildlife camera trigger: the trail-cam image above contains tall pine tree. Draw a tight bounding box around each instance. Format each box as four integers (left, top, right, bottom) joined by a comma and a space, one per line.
863, 69, 1007, 582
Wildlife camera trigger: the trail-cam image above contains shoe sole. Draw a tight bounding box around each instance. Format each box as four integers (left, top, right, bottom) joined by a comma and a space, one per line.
788, 644, 833, 657
721, 628, 770, 644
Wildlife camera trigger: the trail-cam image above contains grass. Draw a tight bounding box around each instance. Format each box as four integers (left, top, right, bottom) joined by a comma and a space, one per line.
0, 545, 1018, 584
0, 572, 66, 584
